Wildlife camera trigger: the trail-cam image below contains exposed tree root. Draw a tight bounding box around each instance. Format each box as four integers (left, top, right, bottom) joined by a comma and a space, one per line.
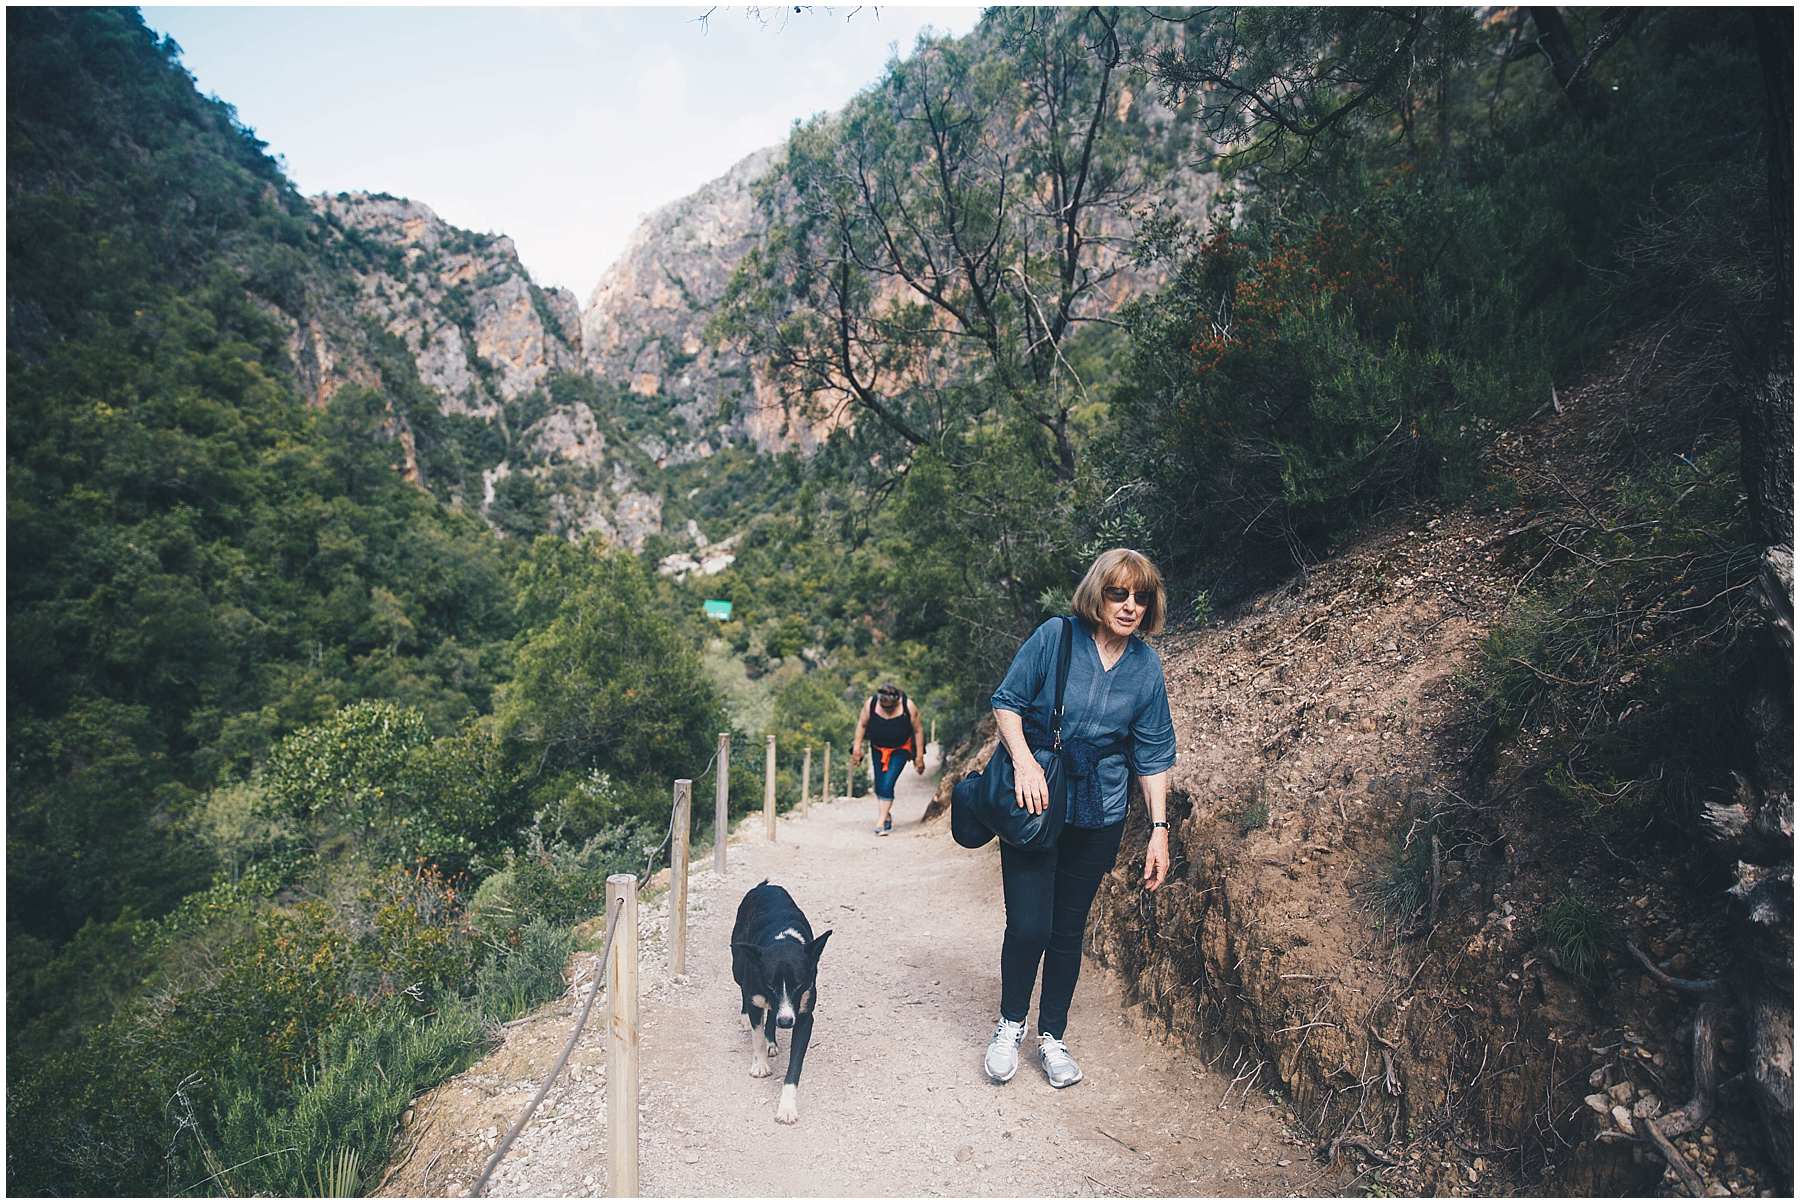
1641, 1116, 1705, 1197
1318, 1134, 1398, 1167
1624, 941, 1720, 996
1657, 999, 1721, 1139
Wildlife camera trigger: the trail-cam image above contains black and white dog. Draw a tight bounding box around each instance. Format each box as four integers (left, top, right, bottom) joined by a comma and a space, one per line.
730, 880, 831, 1124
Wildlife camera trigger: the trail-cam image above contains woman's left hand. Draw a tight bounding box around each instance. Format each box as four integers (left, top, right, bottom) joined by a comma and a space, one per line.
1143, 828, 1170, 892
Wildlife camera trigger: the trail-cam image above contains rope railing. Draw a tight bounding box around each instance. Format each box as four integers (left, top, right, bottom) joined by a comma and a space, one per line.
468, 733, 827, 1197
469, 893, 626, 1198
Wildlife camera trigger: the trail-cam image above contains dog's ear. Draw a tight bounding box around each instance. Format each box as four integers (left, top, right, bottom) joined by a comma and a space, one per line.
731, 940, 762, 964
807, 930, 832, 964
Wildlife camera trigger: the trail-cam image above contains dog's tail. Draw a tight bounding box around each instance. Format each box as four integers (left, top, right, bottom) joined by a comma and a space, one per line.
756, 877, 770, 888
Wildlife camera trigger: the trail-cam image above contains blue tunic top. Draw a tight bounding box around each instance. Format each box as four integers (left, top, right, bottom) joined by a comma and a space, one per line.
990, 615, 1178, 828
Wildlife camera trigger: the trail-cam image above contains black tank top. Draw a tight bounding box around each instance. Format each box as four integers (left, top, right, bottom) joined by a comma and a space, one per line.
867, 694, 911, 748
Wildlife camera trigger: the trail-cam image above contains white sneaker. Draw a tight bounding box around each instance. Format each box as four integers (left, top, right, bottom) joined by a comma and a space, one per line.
983, 1017, 1027, 1083
1039, 1033, 1083, 1087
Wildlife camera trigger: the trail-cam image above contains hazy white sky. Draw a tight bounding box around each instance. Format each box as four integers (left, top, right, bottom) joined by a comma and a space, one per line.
141, 5, 982, 298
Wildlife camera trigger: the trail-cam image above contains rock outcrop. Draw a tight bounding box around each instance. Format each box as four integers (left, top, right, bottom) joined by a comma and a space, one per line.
316, 192, 584, 418
579, 146, 821, 459
303, 192, 680, 548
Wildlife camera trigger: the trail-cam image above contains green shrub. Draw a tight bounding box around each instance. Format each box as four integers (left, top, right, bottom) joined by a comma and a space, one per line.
1540, 894, 1616, 986
533, 768, 664, 845
1366, 833, 1433, 933
1233, 797, 1269, 837
1189, 590, 1214, 627
481, 823, 653, 941
1466, 446, 1759, 837
7, 860, 489, 1197
473, 918, 575, 1021
198, 1000, 486, 1197
261, 703, 517, 870
145, 866, 478, 1087
262, 700, 432, 854
498, 537, 724, 786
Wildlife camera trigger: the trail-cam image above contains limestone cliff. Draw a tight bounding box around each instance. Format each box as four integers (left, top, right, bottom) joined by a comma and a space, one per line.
315, 192, 583, 418
306, 192, 669, 548
579, 146, 811, 460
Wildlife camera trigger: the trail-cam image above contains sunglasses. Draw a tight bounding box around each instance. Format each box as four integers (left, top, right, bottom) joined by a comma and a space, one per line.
1102, 585, 1153, 606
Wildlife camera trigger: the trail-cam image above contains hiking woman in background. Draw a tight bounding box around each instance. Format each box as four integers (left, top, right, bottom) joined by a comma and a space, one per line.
852, 682, 925, 836
982, 548, 1176, 1089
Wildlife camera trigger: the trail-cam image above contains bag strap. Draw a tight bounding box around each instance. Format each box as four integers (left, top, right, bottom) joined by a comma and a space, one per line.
1049, 616, 1074, 751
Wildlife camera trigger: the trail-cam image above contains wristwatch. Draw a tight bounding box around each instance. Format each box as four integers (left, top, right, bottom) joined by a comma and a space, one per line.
1151, 820, 1169, 831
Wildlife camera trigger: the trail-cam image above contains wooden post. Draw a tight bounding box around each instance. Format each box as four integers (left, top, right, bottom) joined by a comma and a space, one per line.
605, 874, 639, 1197
669, 779, 691, 977
930, 717, 937, 747
846, 751, 854, 800
764, 734, 777, 841
822, 744, 832, 806
713, 732, 729, 874
801, 747, 812, 816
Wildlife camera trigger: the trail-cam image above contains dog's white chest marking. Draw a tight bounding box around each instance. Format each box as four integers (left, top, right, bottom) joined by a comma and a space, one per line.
775, 927, 805, 943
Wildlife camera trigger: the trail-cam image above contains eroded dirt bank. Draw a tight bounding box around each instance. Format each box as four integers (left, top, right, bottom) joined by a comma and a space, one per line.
1053, 353, 1786, 1197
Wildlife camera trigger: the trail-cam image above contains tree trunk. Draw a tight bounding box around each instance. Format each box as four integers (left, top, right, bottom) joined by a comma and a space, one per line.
1527, 7, 1598, 118
1749, 992, 1794, 1185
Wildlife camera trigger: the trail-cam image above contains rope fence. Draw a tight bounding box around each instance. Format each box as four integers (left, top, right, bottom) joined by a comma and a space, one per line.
469, 731, 832, 1197
470, 892, 627, 1198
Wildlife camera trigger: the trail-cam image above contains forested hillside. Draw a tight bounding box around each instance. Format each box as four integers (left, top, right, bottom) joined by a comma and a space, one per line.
7, 5, 1792, 1197
6, 10, 727, 1194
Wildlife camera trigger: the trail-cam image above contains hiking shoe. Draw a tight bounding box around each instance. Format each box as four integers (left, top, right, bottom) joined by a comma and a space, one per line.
1039, 1034, 1083, 1087
984, 1018, 1027, 1083
883, 816, 893, 832
875, 824, 889, 836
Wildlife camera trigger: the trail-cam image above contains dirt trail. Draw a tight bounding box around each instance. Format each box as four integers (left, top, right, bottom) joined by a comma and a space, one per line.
381, 747, 1339, 1197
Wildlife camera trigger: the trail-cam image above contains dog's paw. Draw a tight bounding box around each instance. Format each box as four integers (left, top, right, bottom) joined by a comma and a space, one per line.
775, 1085, 799, 1124
766, 1039, 779, 1057
736, 1013, 751, 1032
749, 1057, 772, 1079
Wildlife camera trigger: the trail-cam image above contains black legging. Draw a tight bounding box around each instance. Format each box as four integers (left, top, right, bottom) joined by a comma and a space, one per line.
998, 820, 1125, 1039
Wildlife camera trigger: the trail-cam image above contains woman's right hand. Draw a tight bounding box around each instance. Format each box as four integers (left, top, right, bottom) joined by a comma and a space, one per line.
1013, 756, 1050, 814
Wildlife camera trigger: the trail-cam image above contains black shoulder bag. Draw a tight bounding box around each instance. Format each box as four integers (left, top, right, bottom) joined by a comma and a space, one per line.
950, 616, 1074, 852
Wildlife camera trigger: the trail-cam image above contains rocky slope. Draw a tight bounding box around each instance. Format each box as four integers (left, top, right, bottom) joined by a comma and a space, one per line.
578, 146, 814, 461
298, 192, 670, 547
316, 192, 584, 420
282, 12, 1221, 555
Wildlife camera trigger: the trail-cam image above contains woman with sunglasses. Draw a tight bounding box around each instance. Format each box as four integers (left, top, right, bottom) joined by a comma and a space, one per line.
981, 548, 1177, 1088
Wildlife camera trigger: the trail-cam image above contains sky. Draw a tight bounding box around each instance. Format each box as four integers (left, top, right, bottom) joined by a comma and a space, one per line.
140, 5, 983, 298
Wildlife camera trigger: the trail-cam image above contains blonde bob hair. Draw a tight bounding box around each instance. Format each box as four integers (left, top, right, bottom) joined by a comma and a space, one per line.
1071, 548, 1166, 636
